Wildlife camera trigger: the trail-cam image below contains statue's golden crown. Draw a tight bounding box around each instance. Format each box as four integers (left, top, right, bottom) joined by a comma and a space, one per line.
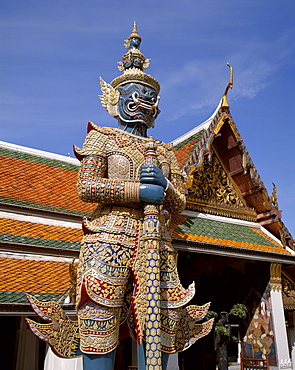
110, 22, 160, 94
111, 69, 160, 94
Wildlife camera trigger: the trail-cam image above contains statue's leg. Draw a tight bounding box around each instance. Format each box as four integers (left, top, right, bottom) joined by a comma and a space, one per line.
137, 343, 170, 370
162, 351, 169, 370
82, 351, 116, 370
137, 343, 145, 370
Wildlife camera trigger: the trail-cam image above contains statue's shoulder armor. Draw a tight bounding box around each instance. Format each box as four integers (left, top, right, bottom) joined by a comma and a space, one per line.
161, 142, 173, 151
162, 143, 182, 174
155, 141, 174, 165
74, 122, 116, 161
87, 121, 117, 137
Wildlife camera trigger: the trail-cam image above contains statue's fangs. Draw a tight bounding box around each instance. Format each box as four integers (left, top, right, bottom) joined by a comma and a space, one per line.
26, 22, 213, 370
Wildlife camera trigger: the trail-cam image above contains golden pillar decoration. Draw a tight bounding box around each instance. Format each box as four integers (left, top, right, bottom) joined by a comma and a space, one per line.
270, 263, 282, 291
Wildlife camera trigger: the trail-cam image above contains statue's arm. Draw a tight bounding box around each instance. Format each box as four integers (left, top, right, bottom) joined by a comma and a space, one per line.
76, 155, 140, 204
75, 131, 140, 204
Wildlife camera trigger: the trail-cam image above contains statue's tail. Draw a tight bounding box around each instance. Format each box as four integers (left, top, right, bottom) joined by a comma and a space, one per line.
160, 302, 214, 354
26, 294, 80, 358
174, 304, 214, 352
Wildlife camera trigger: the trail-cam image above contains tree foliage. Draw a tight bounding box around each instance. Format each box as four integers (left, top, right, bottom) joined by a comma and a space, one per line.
229, 303, 248, 319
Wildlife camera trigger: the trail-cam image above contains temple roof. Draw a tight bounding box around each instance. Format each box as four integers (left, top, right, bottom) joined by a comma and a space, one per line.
0, 142, 83, 310
171, 211, 291, 258
172, 100, 294, 251
0, 213, 82, 255
0, 141, 95, 217
0, 254, 72, 308
173, 102, 221, 168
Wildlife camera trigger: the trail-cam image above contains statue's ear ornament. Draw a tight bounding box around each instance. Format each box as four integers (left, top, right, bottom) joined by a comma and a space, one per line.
98, 77, 120, 117
142, 58, 151, 70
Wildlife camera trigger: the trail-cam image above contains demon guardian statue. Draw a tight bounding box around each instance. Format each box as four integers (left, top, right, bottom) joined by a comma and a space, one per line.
27, 23, 213, 370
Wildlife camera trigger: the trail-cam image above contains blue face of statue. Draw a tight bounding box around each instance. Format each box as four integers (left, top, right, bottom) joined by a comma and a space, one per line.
117, 83, 160, 129
129, 37, 141, 49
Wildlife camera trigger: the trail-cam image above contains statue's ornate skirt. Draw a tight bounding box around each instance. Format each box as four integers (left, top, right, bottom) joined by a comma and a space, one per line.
75, 206, 211, 355
26, 206, 214, 357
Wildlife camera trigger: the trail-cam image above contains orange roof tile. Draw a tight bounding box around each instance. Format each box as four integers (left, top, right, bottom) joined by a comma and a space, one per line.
173, 130, 205, 168
0, 257, 70, 294
0, 218, 82, 243
0, 154, 95, 214
170, 214, 189, 230
174, 138, 200, 168
173, 231, 289, 255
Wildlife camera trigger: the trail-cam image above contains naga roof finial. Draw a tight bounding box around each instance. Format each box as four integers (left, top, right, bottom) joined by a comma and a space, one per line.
221, 63, 233, 110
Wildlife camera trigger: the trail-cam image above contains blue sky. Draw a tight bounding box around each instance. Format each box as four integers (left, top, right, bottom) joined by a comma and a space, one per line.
1, 0, 295, 236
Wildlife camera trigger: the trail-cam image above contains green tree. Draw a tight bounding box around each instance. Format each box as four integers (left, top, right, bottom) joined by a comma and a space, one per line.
207, 304, 247, 370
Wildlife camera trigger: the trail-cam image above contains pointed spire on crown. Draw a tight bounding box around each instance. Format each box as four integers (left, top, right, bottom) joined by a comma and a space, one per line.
130, 21, 141, 40
118, 22, 150, 72
111, 23, 160, 94
124, 21, 142, 49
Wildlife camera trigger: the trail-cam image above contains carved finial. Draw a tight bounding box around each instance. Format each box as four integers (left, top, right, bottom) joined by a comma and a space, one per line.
131, 21, 141, 41
221, 63, 233, 109
124, 21, 142, 49
118, 22, 151, 72
271, 182, 279, 210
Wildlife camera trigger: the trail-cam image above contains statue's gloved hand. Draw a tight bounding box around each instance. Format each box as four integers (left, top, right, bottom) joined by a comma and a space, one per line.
140, 165, 167, 189
139, 184, 165, 204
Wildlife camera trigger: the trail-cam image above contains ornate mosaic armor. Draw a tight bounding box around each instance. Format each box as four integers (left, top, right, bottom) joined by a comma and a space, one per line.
74, 123, 199, 354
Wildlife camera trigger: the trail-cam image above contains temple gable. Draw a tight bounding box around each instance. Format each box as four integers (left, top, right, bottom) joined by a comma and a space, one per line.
185, 152, 256, 221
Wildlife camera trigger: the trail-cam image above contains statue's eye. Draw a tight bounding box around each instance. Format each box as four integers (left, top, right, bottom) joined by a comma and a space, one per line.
150, 92, 157, 102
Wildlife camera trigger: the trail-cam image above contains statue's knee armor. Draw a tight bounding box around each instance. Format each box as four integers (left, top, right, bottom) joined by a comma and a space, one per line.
78, 301, 121, 355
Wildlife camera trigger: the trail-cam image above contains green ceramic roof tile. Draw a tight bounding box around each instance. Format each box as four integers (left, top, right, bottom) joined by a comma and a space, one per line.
0, 232, 80, 251
175, 217, 280, 249
0, 292, 65, 304
173, 130, 206, 152
0, 147, 78, 171
0, 196, 91, 217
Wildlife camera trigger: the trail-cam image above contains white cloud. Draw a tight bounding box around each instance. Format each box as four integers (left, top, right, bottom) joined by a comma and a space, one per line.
158, 26, 295, 123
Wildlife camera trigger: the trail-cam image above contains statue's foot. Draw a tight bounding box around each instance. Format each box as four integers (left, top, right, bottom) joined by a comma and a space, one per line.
82, 351, 116, 370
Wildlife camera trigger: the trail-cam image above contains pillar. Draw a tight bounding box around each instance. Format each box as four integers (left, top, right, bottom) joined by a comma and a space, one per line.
44, 346, 83, 370
15, 316, 39, 370
288, 313, 295, 370
270, 263, 292, 370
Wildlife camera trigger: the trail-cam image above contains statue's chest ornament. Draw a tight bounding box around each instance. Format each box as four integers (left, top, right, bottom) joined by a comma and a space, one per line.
106, 133, 170, 179
108, 154, 131, 179
114, 134, 146, 155
113, 133, 168, 158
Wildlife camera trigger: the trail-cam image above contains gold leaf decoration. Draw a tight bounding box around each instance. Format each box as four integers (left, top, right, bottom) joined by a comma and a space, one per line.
187, 154, 245, 209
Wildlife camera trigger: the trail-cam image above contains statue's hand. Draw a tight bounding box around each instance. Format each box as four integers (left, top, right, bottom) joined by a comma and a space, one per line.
139, 184, 165, 204
140, 165, 167, 189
